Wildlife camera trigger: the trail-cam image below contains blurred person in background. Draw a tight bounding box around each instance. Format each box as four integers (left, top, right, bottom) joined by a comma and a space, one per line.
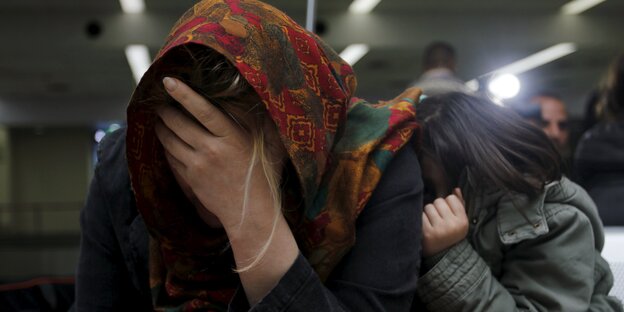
410, 41, 471, 96
530, 92, 570, 152
412, 92, 621, 311
575, 53, 624, 226
75, 0, 425, 310
530, 92, 570, 151
529, 92, 572, 174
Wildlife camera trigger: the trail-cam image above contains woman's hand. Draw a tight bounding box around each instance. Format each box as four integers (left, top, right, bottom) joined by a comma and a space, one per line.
154, 77, 277, 230
422, 188, 469, 257
155, 77, 299, 304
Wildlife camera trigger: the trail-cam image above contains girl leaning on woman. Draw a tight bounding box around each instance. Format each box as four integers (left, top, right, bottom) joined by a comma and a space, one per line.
412, 92, 622, 311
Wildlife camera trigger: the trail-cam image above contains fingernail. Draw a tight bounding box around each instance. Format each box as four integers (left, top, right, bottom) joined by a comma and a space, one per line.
163, 77, 177, 92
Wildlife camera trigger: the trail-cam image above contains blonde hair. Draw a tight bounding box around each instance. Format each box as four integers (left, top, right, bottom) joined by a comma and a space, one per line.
161, 43, 284, 272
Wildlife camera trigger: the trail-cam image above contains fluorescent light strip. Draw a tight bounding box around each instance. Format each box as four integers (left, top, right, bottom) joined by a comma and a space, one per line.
561, 0, 606, 15
119, 0, 145, 14
125, 45, 152, 84
339, 44, 370, 66
466, 43, 577, 88
492, 43, 577, 75
349, 0, 382, 14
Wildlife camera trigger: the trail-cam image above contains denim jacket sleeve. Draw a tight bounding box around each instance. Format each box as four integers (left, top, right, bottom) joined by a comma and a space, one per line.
74, 129, 151, 311
416, 202, 623, 312
77, 130, 423, 311
229, 139, 424, 312
75, 130, 151, 311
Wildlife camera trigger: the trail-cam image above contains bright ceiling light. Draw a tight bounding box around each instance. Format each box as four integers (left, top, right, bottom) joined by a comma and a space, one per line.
561, 0, 606, 15
119, 0, 145, 14
339, 44, 370, 66
491, 43, 577, 76
488, 74, 521, 100
125, 45, 152, 84
466, 43, 577, 89
349, 0, 382, 14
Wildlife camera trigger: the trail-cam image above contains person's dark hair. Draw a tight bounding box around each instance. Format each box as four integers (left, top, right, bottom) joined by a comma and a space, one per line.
598, 53, 624, 120
417, 93, 562, 199
422, 41, 456, 71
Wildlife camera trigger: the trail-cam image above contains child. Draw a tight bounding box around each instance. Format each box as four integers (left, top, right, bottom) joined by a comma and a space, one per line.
414, 92, 622, 311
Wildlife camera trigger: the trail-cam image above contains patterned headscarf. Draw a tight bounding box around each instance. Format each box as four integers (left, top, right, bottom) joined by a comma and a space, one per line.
126, 0, 420, 310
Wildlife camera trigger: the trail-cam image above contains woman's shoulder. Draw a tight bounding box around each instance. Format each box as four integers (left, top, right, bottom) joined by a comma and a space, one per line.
96, 128, 127, 168
89, 127, 144, 238
91, 128, 135, 216
367, 136, 422, 206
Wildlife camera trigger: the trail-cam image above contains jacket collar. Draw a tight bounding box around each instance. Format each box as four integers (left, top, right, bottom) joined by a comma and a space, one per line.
469, 179, 555, 245
495, 188, 550, 245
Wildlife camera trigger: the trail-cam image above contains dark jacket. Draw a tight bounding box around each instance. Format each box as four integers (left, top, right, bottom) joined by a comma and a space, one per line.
575, 121, 624, 226
75, 129, 423, 311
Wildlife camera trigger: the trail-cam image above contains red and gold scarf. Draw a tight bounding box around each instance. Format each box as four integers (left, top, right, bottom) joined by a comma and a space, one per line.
126, 0, 420, 310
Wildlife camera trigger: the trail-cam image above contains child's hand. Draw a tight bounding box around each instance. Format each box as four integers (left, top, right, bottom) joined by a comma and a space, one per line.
422, 188, 468, 257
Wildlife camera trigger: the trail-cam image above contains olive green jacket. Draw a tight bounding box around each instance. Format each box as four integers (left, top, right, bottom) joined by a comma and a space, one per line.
417, 177, 623, 311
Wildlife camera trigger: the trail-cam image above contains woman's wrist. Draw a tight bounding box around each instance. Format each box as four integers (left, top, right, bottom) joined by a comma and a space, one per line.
226, 210, 299, 305
219, 192, 277, 237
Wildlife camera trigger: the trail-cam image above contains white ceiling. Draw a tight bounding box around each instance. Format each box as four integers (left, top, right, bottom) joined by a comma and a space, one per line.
1, 0, 623, 125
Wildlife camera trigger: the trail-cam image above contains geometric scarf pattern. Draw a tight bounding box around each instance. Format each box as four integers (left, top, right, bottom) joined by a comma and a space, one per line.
125, 0, 420, 310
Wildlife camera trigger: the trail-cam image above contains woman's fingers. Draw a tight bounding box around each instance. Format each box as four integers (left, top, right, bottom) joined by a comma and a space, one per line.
157, 105, 209, 148
162, 77, 235, 137
163, 149, 186, 174
154, 119, 195, 164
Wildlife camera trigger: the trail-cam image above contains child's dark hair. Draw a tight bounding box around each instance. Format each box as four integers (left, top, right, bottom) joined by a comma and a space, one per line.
417, 92, 562, 198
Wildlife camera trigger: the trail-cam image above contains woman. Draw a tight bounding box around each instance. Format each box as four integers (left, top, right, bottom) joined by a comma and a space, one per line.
76, 0, 424, 310
412, 93, 621, 311
575, 53, 624, 226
